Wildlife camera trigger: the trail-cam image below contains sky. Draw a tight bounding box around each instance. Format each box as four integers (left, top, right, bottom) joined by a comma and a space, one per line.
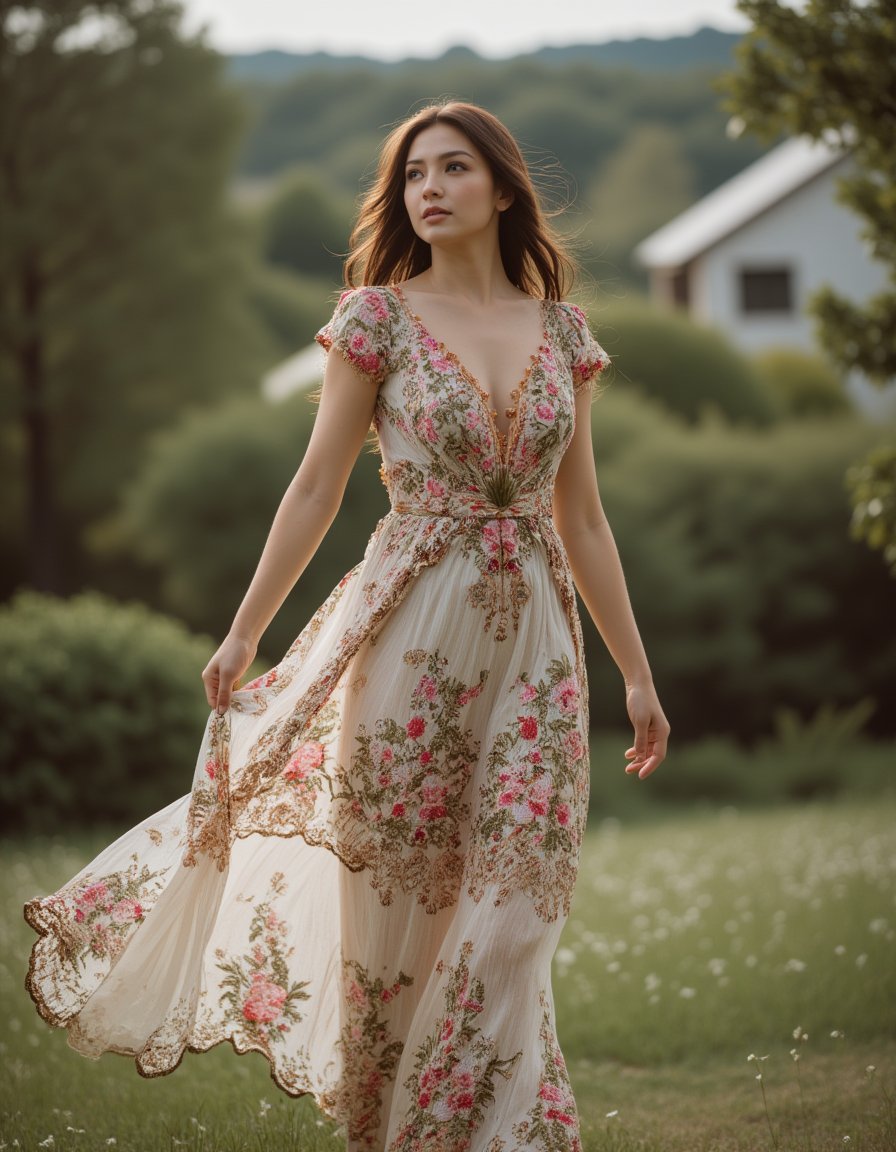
178, 0, 750, 60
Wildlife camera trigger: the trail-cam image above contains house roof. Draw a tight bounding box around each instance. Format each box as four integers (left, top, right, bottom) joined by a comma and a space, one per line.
634, 134, 850, 269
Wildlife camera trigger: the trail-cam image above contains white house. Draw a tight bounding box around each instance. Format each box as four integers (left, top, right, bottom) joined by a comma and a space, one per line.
634, 134, 894, 416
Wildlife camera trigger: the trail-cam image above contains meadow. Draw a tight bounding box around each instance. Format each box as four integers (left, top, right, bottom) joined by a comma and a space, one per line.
2, 800, 894, 1152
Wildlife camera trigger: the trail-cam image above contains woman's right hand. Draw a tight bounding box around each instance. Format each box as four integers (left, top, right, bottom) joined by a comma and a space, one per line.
202, 633, 258, 715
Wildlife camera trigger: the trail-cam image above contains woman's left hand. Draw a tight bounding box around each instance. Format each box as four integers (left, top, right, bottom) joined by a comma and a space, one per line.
624, 681, 670, 779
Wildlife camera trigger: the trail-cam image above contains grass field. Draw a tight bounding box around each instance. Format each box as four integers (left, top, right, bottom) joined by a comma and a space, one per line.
2, 800, 894, 1151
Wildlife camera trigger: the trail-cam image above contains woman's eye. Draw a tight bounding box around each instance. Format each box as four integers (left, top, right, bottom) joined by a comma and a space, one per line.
405, 169, 421, 181
447, 162, 466, 172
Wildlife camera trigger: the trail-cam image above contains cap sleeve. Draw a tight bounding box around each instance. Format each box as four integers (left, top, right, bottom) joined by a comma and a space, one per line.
557, 302, 610, 398
315, 287, 393, 386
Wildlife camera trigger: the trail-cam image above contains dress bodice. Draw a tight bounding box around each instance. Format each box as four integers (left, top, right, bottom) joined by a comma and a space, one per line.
316, 285, 609, 522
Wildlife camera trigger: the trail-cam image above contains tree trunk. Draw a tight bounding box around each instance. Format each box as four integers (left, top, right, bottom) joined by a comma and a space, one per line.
20, 254, 58, 593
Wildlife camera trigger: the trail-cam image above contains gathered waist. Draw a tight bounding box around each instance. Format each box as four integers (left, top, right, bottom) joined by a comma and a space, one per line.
391, 498, 553, 520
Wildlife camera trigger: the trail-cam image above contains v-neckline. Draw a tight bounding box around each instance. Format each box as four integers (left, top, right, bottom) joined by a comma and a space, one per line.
389, 283, 549, 457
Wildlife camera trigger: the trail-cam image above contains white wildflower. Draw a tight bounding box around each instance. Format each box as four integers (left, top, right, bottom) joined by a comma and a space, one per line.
679, 986, 696, 999
606, 1109, 619, 1118
784, 959, 807, 973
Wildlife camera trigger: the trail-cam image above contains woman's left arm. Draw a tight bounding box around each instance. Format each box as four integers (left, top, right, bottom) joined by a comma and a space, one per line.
553, 387, 670, 778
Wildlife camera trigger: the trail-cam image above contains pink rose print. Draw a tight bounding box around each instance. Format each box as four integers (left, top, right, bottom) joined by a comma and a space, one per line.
361, 290, 389, 323
562, 729, 585, 763
518, 681, 537, 704
283, 741, 325, 782
77, 882, 109, 911
110, 898, 144, 924
518, 715, 538, 741
416, 673, 438, 701
204, 758, 217, 780
551, 675, 580, 715
242, 971, 287, 1023
535, 401, 556, 423
406, 715, 426, 740
425, 476, 446, 500
457, 682, 484, 707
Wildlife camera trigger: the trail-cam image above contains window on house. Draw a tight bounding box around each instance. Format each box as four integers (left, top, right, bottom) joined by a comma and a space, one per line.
739, 267, 793, 313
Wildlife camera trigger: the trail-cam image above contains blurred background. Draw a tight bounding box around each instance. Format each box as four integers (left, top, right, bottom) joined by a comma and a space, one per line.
3, 5, 896, 1151
1, 0, 894, 831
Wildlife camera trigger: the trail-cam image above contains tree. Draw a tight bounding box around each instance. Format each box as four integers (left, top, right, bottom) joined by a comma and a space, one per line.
722, 0, 896, 378
719, 0, 896, 571
0, 0, 271, 593
261, 171, 351, 280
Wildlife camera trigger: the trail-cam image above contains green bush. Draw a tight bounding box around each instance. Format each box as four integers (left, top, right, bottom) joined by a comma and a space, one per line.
245, 262, 336, 356
0, 591, 214, 833
261, 171, 352, 281
586, 405, 896, 741
113, 393, 389, 662
754, 345, 853, 418
587, 704, 895, 820
591, 295, 778, 425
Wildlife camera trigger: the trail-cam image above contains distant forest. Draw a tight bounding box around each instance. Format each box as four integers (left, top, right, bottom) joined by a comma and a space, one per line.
224, 26, 773, 288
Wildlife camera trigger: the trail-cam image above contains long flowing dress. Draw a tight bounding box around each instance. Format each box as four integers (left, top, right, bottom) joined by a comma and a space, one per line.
24, 283, 609, 1152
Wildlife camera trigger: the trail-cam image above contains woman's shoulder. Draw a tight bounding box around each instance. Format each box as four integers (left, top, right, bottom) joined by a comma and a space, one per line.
315, 285, 403, 385
547, 299, 610, 384
329, 284, 398, 322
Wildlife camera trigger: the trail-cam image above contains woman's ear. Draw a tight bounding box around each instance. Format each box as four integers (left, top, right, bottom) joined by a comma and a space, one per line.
496, 188, 514, 212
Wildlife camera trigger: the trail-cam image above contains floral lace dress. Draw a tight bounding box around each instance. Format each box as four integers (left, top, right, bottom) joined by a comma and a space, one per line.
25, 284, 609, 1152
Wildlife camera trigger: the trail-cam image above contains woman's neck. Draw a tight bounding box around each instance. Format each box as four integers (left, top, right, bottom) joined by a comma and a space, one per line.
413, 243, 524, 305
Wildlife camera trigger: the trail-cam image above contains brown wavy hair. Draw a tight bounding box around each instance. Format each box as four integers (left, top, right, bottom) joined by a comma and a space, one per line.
344, 101, 578, 300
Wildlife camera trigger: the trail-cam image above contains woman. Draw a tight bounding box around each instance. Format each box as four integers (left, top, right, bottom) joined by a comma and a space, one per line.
26, 101, 669, 1151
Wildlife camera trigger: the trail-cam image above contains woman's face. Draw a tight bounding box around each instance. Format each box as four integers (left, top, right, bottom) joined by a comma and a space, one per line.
403, 122, 511, 248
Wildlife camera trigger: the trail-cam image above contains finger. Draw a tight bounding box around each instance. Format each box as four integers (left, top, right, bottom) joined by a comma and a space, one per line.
638, 734, 669, 779
215, 674, 242, 716
203, 668, 219, 711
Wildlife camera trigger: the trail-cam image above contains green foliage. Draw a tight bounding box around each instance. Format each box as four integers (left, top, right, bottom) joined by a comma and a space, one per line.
0, 591, 214, 833
585, 124, 697, 284
635, 700, 891, 808
846, 441, 896, 575
0, 0, 274, 592
113, 392, 389, 660
754, 346, 853, 418
592, 296, 777, 424
260, 171, 352, 280
721, 0, 896, 381
244, 262, 336, 356
586, 399, 896, 740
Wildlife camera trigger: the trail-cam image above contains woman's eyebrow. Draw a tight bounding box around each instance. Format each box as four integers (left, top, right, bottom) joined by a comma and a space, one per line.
405, 150, 476, 165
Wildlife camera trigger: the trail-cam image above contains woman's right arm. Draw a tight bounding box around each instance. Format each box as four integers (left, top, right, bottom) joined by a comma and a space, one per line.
202, 348, 379, 714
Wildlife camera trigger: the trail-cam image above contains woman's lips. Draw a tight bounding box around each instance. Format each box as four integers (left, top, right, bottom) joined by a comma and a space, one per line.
423, 208, 449, 219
